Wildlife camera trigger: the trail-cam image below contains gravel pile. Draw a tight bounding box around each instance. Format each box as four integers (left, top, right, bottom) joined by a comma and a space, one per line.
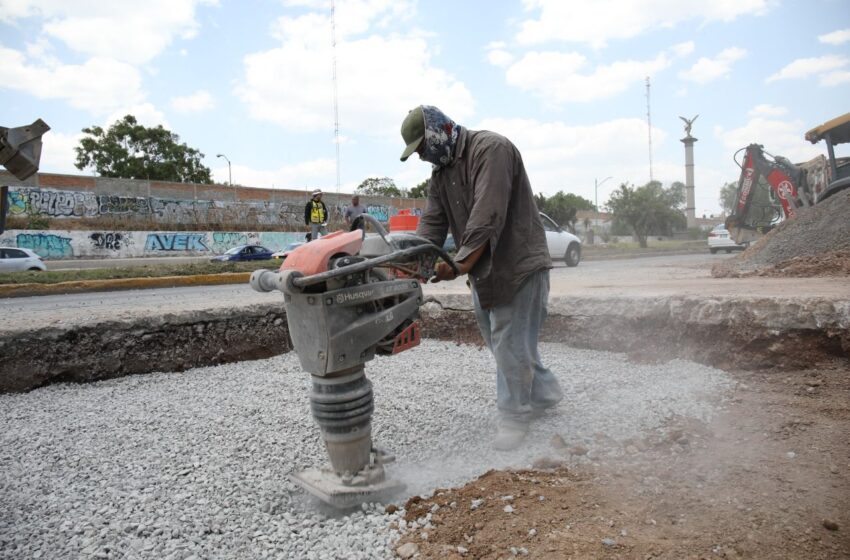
713, 188, 850, 277
1, 340, 733, 559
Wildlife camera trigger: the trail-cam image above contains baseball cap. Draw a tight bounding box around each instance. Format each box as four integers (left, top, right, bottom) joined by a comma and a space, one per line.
400, 106, 425, 162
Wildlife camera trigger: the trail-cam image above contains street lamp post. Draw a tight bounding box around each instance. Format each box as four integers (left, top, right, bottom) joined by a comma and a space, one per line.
216, 153, 234, 201
594, 176, 612, 213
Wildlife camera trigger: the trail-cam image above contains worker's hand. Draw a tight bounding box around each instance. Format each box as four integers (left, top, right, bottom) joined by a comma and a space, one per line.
430, 261, 457, 283
430, 260, 473, 283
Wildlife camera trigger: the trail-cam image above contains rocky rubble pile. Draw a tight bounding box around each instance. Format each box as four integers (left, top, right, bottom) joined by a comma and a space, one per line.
713, 188, 850, 277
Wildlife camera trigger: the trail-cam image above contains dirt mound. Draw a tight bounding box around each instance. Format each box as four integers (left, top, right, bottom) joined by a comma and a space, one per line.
713, 188, 850, 278
716, 250, 850, 278
391, 366, 850, 559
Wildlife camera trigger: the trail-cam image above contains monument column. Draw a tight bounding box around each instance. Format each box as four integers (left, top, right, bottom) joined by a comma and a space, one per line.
679, 114, 699, 229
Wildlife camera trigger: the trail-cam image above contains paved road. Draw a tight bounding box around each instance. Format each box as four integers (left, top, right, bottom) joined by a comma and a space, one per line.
2, 253, 846, 335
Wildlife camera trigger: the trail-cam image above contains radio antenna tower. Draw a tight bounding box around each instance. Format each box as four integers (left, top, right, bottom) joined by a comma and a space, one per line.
331, 0, 341, 194
645, 76, 654, 182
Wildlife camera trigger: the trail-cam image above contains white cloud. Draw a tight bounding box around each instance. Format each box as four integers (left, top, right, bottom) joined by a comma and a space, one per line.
170, 90, 215, 113
470, 117, 667, 198
0, 46, 145, 114
748, 104, 788, 117
715, 117, 822, 164
818, 28, 850, 45
236, 8, 474, 135
679, 47, 746, 84
821, 70, 850, 86
216, 159, 337, 190
487, 47, 514, 68
766, 55, 848, 83
671, 41, 695, 58
39, 130, 83, 174
516, 0, 769, 47
502, 50, 669, 104
0, 0, 215, 64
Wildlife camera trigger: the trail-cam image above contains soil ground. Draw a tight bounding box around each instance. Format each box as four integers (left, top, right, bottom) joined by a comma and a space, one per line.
394, 359, 850, 559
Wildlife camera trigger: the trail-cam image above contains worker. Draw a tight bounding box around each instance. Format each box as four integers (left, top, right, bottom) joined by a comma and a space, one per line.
345, 195, 367, 231
399, 105, 562, 450
304, 189, 328, 241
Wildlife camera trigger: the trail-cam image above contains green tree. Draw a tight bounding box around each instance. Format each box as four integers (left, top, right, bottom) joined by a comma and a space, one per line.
719, 181, 738, 215
607, 181, 686, 248
356, 176, 403, 197
533, 191, 594, 233
74, 115, 212, 183
408, 179, 429, 198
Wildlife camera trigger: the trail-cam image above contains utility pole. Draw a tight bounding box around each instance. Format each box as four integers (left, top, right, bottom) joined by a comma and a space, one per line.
331, 0, 341, 195
645, 77, 654, 183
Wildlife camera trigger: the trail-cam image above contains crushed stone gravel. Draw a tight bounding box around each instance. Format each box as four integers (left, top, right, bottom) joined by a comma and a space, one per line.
1, 340, 733, 559
713, 188, 850, 277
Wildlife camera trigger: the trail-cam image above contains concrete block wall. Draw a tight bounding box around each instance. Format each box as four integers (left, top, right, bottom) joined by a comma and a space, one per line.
0, 229, 310, 259
1, 172, 425, 228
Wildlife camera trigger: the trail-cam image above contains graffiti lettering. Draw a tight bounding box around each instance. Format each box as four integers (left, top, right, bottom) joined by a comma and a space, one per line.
27, 190, 94, 217
144, 233, 209, 252
366, 204, 390, 222
90, 232, 124, 251
16, 233, 73, 259
211, 232, 248, 253
97, 195, 150, 215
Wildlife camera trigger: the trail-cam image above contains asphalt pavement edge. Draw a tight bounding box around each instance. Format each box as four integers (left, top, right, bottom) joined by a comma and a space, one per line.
0, 272, 251, 298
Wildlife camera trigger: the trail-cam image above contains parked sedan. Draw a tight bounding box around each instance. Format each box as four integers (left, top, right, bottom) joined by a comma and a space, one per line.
707, 224, 748, 254
539, 213, 582, 266
0, 247, 47, 272
210, 244, 274, 262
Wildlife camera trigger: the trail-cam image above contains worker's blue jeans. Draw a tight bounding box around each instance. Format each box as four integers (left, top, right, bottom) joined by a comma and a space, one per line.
471, 269, 563, 426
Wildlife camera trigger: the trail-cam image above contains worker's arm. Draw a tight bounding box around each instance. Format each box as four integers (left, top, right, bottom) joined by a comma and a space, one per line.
415, 179, 449, 248
432, 242, 486, 282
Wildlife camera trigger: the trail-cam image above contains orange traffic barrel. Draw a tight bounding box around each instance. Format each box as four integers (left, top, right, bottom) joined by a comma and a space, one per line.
389, 209, 419, 231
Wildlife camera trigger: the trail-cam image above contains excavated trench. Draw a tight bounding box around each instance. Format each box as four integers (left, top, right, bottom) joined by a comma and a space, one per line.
1, 295, 847, 393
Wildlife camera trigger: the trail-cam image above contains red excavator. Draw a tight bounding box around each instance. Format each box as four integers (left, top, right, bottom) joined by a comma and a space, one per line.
725, 112, 850, 244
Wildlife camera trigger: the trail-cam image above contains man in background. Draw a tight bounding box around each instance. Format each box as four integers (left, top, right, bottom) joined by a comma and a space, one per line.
304, 189, 328, 241
345, 195, 367, 231
399, 104, 562, 451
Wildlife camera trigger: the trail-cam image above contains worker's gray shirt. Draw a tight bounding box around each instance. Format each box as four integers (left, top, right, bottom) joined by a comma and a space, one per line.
416, 128, 551, 309
344, 203, 367, 222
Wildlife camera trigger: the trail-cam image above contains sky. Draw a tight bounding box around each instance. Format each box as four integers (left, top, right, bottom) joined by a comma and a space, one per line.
1, 0, 849, 217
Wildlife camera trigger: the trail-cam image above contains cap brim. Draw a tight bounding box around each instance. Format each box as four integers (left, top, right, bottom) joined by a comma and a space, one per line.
400, 136, 423, 162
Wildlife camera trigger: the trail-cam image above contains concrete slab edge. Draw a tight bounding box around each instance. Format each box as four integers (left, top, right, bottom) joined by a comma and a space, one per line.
1, 294, 847, 393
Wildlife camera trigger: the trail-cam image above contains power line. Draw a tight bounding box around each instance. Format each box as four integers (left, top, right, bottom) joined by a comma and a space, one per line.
645, 76, 654, 183
331, 0, 341, 194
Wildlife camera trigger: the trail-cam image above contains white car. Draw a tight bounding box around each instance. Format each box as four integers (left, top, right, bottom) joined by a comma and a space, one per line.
707, 224, 747, 254
0, 247, 47, 272
540, 212, 582, 266
271, 242, 305, 260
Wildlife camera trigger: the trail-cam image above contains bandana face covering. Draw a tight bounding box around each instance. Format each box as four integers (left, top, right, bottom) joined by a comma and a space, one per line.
420, 105, 461, 168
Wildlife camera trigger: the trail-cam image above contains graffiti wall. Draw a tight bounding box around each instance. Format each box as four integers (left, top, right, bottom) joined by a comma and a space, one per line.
0, 229, 309, 259
5, 187, 414, 227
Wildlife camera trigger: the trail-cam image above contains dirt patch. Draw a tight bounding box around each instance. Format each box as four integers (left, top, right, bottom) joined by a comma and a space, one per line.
713, 189, 850, 278
714, 250, 850, 278
393, 363, 850, 559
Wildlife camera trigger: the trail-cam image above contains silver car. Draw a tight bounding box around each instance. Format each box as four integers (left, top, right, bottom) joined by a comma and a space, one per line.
0, 247, 47, 272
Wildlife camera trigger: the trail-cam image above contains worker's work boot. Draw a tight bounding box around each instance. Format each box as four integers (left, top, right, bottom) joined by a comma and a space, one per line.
493, 420, 529, 451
